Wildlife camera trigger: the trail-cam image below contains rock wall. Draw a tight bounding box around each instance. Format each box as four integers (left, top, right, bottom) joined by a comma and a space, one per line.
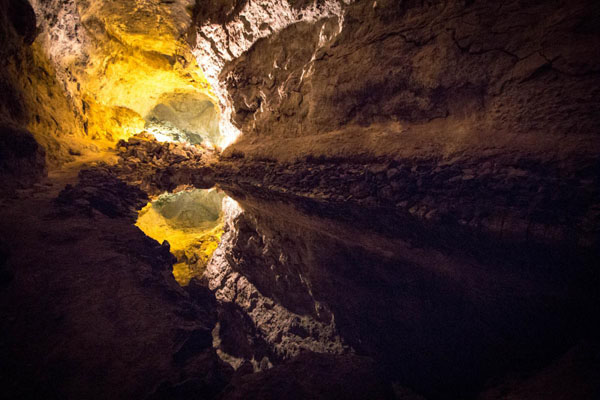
216, 0, 600, 161
206, 0, 600, 255
190, 0, 347, 146
27, 0, 222, 153
0, 0, 84, 187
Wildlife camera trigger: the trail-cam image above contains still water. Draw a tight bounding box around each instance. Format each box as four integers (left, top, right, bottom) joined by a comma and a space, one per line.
138, 184, 594, 398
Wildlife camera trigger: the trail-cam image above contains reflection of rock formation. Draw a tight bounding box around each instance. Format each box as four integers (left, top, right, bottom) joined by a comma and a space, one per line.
136, 189, 226, 286
205, 188, 600, 398
205, 197, 347, 370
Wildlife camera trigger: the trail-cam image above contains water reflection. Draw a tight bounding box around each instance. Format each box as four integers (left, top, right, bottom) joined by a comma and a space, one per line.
136, 188, 226, 285
207, 184, 597, 399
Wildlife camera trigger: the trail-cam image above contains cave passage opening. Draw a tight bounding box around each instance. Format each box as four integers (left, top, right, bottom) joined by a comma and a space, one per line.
135, 188, 228, 286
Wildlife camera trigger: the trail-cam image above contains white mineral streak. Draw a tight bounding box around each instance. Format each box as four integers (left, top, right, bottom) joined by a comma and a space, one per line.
192, 0, 350, 148
29, 0, 89, 100
30, 0, 88, 66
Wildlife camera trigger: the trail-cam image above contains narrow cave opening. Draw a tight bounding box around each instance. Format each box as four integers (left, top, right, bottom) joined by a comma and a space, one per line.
144, 91, 222, 147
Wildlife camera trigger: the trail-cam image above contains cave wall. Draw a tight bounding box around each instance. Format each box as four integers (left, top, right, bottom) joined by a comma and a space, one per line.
29, 0, 218, 147
190, 0, 347, 147
212, 0, 600, 162
204, 0, 600, 256
0, 0, 86, 188
1, 0, 239, 182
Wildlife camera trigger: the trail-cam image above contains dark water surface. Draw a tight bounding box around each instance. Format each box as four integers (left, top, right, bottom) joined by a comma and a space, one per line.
213, 183, 599, 398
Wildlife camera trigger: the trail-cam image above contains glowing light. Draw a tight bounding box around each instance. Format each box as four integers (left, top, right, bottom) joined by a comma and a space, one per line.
217, 112, 242, 149
32, 0, 228, 151
144, 127, 175, 143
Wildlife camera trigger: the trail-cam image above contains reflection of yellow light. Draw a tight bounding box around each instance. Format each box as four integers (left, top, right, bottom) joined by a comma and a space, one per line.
135, 192, 226, 286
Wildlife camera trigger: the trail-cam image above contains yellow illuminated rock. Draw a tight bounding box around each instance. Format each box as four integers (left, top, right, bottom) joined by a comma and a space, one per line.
19, 43, 91, 167
30, 0, 227, 160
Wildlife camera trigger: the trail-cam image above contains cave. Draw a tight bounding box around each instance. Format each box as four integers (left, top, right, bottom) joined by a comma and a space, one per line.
1, 0, 599, 399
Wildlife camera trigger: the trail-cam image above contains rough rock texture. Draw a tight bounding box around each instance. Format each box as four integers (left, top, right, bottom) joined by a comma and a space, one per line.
207, 0, 600, 294
220, 0, 600, 161
0, 0, 90, 174
56, 168, 149, 219
109, 133, 218, 195
28, 0, 219, 152
214, 153, 600, 251
191, 0, 346, 145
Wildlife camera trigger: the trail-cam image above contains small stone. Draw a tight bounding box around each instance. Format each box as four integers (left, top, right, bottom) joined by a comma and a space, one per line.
386, 168, 399, 180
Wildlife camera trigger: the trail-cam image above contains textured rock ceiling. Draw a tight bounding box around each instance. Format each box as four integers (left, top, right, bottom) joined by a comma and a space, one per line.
19, 0, 352, 163
29, 0, 222, 150
2, 0, 599, 169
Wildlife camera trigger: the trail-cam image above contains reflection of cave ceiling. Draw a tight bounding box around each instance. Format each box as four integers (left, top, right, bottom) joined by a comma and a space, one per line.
151, 189, 225, 229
